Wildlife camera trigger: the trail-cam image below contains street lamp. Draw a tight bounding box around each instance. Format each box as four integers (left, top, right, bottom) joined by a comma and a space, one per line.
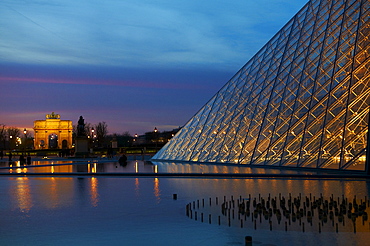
154, 127, 158, 150
91, 127, 95, 148
9, 135, 13, 150
23, 128, 27, 150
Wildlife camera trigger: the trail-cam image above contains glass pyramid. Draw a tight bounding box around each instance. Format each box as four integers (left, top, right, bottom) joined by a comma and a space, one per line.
153, 0, 370, 171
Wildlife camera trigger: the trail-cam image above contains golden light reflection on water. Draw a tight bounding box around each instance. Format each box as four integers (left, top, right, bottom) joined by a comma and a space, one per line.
135, 161, 139, 173
8, 161, 27, 174
8, 177, 100, 209
153, 178, 161, 203
303, 179, 310, 193
286, 179, 294, 191
87, 163, 98, 173
8, 162, 73, 173
155, 162, 320, 174
49, 177, 58, 208
90, 177, 99, 207
154, 165, 158, 173
135, 178, 140, 197
40, 178, 74, 209
11, 177, 33, 213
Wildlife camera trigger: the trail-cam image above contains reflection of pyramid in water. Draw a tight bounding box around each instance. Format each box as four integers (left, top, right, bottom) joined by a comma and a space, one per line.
154, 0, 370, 171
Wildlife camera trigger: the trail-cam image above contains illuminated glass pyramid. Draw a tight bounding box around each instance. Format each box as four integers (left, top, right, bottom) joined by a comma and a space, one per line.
153, 0, 370, 171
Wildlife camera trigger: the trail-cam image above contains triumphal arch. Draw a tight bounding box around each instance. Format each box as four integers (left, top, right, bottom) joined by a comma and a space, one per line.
34, 112, 73, 149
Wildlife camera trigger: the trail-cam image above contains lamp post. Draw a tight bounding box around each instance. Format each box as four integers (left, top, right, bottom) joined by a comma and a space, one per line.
9, 135, 13, 150
154, 127, 158, 150
91, 127, 95, 148
23, 128, 27, 150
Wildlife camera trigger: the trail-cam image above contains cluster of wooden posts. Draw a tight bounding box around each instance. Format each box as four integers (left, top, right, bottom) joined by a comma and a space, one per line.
186, 193, 370, 233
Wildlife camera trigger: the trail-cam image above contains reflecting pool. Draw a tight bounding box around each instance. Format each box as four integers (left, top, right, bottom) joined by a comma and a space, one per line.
0, 159, 370, 245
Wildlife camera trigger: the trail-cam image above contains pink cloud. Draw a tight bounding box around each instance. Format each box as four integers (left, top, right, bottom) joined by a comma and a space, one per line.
0, 76, 206, 90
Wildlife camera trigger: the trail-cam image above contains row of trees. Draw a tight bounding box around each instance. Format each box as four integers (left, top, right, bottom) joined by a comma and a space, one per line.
0, 124, 33, 150
79, 122, 180, 148
78, 121, 109, 147
77, 121, 133, 148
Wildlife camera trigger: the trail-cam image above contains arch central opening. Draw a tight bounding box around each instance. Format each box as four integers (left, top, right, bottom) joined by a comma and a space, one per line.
49, 134, 58, 149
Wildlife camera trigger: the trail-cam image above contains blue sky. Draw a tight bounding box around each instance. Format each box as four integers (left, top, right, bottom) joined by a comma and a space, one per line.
0, 0, 308, 135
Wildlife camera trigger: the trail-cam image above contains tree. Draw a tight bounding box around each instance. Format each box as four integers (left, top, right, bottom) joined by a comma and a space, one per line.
121, 131, 133, 147
7, 127, 20, 138
23, 130, 33, 149
0, 124, 6, 149
84, 123, 92, 137
73, 122, 92, 137
109, 131, 133, 147
95, 122, 108, 147
7, 127, 21, 149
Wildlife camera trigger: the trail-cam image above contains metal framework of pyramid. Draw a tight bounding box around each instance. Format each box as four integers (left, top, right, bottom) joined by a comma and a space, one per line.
153, 0, 370, 172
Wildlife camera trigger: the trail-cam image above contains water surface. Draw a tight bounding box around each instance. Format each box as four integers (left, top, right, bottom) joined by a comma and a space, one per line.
0, 159, 369, 245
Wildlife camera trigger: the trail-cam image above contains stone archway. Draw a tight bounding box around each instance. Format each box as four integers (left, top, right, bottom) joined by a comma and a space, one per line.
39, 140, 45, 149
48, 133, 58, 149
34, 112, 73, 150
62, 140, 68, 149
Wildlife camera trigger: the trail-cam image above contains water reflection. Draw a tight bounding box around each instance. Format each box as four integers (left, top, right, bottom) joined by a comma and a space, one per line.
11, 177, 33, 213
153, 161, 338, 175
90, 177, 99, 207
1, 176, 370, 245
0, 160, 157, 174
153, 178, 161, 203
1, 159, 352, 175
135, 177, 140, 197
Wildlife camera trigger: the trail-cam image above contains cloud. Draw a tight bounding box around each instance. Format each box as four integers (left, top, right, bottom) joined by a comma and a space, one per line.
0, 63, 232, 90
0, 0, 307, 68
0, 76, 177, 89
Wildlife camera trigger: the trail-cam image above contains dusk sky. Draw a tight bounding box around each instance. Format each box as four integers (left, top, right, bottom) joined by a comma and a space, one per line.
0, 0, 308, 135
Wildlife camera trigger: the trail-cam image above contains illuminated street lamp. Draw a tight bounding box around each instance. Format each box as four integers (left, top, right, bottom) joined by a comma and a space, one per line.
154, 127, 158, 150
91, 127, 95, 148
9, 135, 13, 150
23, 128, 27, 150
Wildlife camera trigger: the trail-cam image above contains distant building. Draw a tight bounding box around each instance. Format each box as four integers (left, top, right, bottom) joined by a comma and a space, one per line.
154, 0, 370, 173
134, 128, 181, 147
34, 112, 73, 149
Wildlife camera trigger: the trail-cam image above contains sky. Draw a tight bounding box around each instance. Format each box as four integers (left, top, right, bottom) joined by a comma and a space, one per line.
0, 0, 308, 136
